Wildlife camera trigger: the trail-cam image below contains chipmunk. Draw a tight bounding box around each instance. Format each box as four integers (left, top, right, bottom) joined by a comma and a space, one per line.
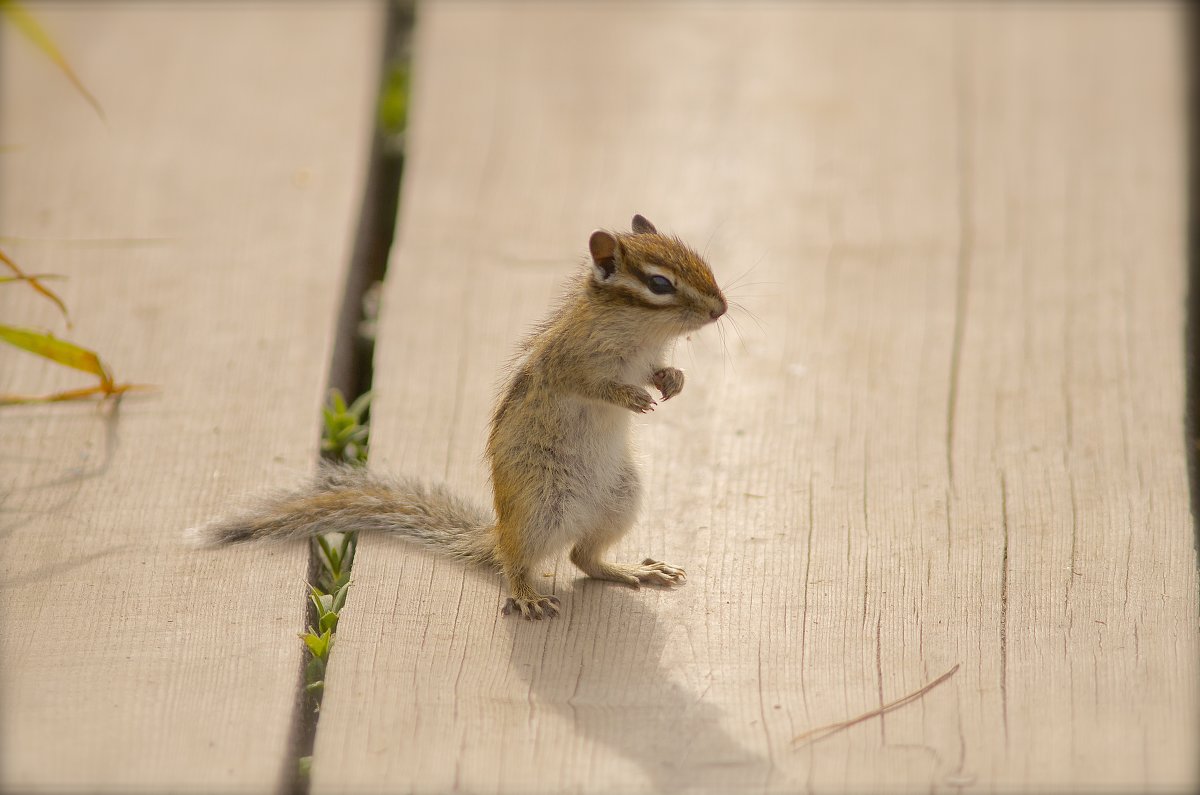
188, 214, 727, 619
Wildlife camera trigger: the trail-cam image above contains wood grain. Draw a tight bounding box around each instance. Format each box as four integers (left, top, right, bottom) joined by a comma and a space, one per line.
314, 2, 1198, 792
0, 2, 382, 790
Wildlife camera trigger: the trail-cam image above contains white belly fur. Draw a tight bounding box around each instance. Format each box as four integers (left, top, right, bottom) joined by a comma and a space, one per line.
551, 397, 636, 542
560, 346, 661, 534
506, 345, 661, 555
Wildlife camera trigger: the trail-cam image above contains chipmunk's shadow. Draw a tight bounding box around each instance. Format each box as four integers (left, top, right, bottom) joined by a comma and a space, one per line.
504, 581, 768, 792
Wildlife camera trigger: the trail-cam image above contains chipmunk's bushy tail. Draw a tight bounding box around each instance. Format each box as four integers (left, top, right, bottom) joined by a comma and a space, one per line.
184, 464, 497, 565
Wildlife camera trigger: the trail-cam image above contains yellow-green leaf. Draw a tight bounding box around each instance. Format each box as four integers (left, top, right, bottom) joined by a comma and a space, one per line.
0, 326, 152, 405
0, 324, 109, 384
0, 0, 105, 121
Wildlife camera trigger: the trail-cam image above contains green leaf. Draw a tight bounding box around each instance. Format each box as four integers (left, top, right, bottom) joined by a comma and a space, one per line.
318, 611, 338, 634
301, 631, 327, 659
329, 388, 347, 414
315, 535, 337, 572
331, 580, 351, 613
310, 592, 335, 622
348, 389, 373, 419
305, 653, 325, 683
378, 63, 409, 136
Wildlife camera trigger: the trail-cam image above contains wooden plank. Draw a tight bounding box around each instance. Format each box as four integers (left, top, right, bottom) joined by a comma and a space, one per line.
0, 2, 382, 791
313, 2, 1198, 792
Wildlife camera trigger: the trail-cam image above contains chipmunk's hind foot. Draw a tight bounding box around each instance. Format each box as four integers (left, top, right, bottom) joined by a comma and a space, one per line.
502, 594, 561, 620
634, 558, 687, 586
571, 551, 687, 589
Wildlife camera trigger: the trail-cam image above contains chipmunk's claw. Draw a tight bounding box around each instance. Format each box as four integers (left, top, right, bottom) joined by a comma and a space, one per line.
635, 558, 687, 586
652, 367, 685, 401
503, 594, 561, 620
619, 385, 657, 414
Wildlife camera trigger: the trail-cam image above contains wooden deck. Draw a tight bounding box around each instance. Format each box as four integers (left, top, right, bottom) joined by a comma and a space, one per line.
0, 2, 382, 791
2, 2, 1197, 793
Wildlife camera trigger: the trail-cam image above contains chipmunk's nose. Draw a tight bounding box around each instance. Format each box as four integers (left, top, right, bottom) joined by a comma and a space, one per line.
710, 297, 727, 320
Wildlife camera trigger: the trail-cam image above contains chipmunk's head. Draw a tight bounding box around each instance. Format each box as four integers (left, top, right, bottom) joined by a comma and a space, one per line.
587, 214, 727, 332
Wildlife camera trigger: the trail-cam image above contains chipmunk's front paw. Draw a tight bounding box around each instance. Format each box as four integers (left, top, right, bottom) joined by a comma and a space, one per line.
652, 367, 685, 401
615, 384, 656, 414
502, 594, 561, 620
634, 558, 687, 587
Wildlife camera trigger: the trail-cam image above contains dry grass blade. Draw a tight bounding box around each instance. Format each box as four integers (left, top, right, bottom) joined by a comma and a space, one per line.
0, 383, 146, 405
792, 664, 961, 747
0, 273, 63, 284
0, 0, 105, 121
0, 247, 70, 324
0, 324, 150, 405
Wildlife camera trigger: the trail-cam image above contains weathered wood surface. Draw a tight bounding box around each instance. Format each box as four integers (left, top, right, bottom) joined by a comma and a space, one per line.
0, 2, 382, 791
314, 2, 1199, 793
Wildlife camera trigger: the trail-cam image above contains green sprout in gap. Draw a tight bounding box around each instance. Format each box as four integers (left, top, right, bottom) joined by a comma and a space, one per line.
378, 61, 409, 141
321, 388, 372, 465
300, 388, 372, 715
314, 533, 355, 594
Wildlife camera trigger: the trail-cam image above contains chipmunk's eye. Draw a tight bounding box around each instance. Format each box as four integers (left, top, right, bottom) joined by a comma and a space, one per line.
647, 275, 676, 295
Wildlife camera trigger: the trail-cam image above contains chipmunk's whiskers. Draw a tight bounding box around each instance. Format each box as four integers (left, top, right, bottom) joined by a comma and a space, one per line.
724, 312, 749, 353
729, 299, 767, 336
722, 257, 777, 296
715, 316, 733, 376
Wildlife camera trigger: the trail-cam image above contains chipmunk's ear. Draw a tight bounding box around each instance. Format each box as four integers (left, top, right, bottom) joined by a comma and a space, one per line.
589, 230, 619, 280
631, 214, 658, 235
